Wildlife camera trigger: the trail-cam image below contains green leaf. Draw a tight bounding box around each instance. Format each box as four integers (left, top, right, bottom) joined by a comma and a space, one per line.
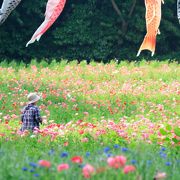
166, 124, 172, 131
160, 128, 168, 135
174, 127, 180, 137
164, 137, 170, 141
172, 138, 179, 144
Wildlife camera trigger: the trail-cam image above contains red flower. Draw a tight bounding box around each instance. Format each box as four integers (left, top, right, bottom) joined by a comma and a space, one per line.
64, 142, 69, 146
76, 119, 83, 125
0, 133, 5, 137
71, 156, 83, 163
57, 163, 69, 172
38, 160, 51, 168
123, 165, 136, 174
79, 130, 84, 135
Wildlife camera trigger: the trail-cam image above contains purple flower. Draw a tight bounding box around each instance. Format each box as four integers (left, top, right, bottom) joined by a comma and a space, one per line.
160, 152, 167, 158
131, 159, 137, 164
86, 152, 90, 157
60, 152, 68, 158
104, 147, 110, 153
29, 162, 38, 168
114, 144, 120, 149
121, 147, 128, 152
106, 153, 113, 157
22, 167, 28, 171
48, 149, 54, 155
30, 169, 35, 173
165, 162, 171, 166
34, 174, 39, 177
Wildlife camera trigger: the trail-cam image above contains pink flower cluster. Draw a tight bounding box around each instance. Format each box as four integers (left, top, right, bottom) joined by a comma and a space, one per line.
107, 155, 135, 174
37, 154, 135, 178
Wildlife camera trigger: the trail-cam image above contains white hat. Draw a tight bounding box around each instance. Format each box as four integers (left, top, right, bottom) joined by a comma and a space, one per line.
27, 93, 40, 104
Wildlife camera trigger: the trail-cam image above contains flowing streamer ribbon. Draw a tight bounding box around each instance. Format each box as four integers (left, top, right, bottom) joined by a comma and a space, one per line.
137, 0, 164, 56
26, 0, 66, 47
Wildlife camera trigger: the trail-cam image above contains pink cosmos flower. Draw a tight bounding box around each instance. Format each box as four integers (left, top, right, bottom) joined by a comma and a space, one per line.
11, 114, 18, 119
57, 163, 69, 172
82, 164, 95, 178
154, 172, 167, 179
142, 133, 149, 139
31, 65, 38, 72
48, 100, 52, 105
3, 115, 11, 121
83, 112, 89, 116
42, 93, 47, 99
107, 157, 116, 167
71, 156, 83, 163
71, 98, 76, 102
37, 139, 42, 143
38, 160, 51, 168
81, 137, 89, 142
107, 155, 126, 169
123, 165, 136, 174
62, 102, 68, 108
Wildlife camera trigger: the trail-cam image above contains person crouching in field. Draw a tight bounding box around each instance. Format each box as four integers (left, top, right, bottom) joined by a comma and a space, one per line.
20, 93, 42, 132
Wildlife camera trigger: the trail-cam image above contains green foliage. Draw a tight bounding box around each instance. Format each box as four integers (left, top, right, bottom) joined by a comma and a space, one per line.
160, 125, 180, 145
0, 0, 180, 62
0, 61, 179, 179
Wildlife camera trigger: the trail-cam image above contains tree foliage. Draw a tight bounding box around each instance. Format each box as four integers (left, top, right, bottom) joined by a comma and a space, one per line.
0, 0, 179, 62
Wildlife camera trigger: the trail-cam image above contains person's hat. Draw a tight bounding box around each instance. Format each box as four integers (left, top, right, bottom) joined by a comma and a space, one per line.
27, 93, 40, 104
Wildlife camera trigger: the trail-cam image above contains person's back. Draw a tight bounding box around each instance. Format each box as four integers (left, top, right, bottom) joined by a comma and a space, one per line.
20, 93, 42, 132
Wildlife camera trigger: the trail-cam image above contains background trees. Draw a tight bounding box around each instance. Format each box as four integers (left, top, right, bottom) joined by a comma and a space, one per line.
0, 0, 179, 62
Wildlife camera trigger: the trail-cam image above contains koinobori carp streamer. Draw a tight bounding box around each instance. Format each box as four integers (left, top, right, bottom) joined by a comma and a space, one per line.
0, 0, 21, 25
26, 0, 66, 47
137, 0, 164, 56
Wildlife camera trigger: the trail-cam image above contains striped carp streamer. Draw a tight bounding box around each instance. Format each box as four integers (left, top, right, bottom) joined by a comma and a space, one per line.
0, 0, 21, 25
26, 0, 66, 47
137, 0, 164, 56
178, 0, 180, 23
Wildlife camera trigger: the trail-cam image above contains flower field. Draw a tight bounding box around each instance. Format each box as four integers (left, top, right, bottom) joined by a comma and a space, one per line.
0, 60, 179, 180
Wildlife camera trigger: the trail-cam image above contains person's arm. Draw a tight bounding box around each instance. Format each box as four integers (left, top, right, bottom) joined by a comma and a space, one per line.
34, 107, 42, 124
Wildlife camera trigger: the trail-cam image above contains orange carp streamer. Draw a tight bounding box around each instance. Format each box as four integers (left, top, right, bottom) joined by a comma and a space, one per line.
137, 0, 164, 56
26, 0, 66, 47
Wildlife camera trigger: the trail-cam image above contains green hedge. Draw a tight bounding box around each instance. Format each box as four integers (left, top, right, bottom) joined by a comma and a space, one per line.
0, 0, 179, 63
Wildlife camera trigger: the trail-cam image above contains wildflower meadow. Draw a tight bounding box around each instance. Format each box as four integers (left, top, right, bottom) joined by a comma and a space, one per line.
0, 60, 179, 180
